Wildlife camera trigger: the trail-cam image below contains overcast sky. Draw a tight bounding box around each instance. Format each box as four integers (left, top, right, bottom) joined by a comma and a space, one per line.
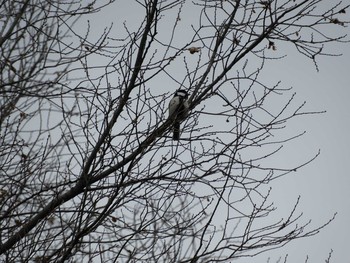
80, 1, 350, 262
263, 35, 350, 262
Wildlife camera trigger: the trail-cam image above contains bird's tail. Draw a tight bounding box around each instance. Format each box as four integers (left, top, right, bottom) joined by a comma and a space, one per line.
173, 122, 180, 140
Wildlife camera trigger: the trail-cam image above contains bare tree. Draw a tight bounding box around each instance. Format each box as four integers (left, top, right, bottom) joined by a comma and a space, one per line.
0, 0, 348, 262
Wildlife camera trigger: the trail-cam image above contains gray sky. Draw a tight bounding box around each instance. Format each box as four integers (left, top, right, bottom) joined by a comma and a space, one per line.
262, 39, 350, 262
81, 1, 350, 261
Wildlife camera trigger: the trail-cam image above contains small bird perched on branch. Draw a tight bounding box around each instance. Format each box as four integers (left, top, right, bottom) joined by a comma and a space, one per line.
168, 89, 189, 140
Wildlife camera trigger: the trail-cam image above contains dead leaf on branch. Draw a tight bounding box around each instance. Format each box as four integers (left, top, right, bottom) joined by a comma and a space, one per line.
268, 41, 276, 51
330, 18, 345, 26
188, 47, 201, 54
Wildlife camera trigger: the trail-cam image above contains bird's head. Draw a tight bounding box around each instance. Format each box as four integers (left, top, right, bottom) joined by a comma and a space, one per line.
175, 89, 188, 99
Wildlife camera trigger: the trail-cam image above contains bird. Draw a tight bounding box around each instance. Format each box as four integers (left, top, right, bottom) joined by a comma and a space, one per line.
168, 89, 189, 140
